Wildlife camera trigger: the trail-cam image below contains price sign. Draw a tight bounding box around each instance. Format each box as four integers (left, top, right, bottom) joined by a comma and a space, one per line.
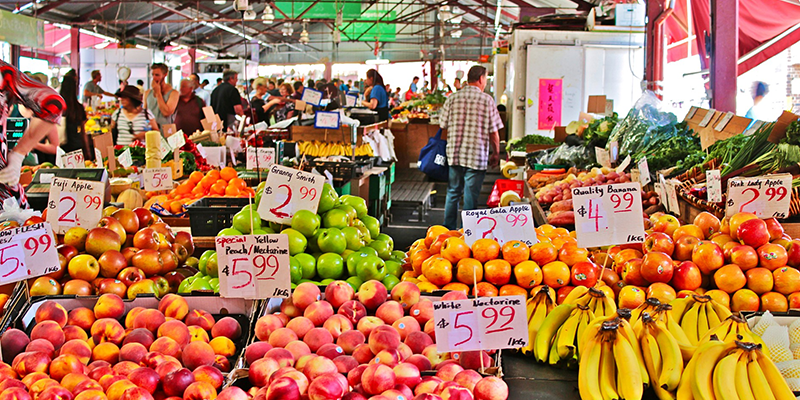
615, 155, 631, 173
167, 130, 186, 150
94, 148, 103, 166
726, 174, 792, 218
461, 205, 538, 247
433, 295, 528, 353
61, 150, 84, 168
118, 148, 133, 168
0, 222, 60, 283
46, 177, 104, 234
143, 167, 172, 191
214, 234, 291, 299
346, 94, 357, 107
301, 88, 323, 106
159, 136, 173, 159
314, 111, 340, 129
257, 165, 325, 225
572, 182, 646, 248
246, 147, 275, 170
595, 147, 611, 168
638, 157, 651, 186
608, 141, 619, 163
707, 169, 722, 203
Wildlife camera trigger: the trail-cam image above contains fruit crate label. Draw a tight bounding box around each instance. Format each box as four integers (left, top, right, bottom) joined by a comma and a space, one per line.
461, 205, 538, 247
143, 167, 172, 192
726, 174, 792, 219
637, 157, 651, 186
257, 164, 325, 225
246, 147, 275, 170
46, 177, 104, 234
433, 295, 528, 353
572, 182, 646, 248
595, 147, 611, 168
61, 149, 84, 169
707, 169, 722, 203
214, 234, 291, 299
0, 222, 59, 284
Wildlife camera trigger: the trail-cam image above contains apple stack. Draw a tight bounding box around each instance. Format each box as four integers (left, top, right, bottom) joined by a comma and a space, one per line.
0, 294, 246, 400
240, 280, 509, 400
31, 206, 197, 300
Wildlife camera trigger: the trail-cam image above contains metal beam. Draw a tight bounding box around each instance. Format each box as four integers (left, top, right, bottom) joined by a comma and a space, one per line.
125, 4, 190, 37
352, 0, 406, 41
470, 0, 518, 21
31, 0, 69, 15
75, 1, 116, 22
294, 0, 322, 21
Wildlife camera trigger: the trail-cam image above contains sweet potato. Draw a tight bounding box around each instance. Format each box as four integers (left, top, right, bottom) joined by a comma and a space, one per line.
549, 199, 573, 213
547, 210, 575, 226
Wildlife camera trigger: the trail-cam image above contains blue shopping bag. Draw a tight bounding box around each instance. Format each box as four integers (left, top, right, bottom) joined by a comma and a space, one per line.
418, 129, 448, 181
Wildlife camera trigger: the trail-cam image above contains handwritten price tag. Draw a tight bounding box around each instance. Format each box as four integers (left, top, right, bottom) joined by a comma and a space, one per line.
143, 167, 172, 191
726, 174, 792, 219
167, 130, 186, 150
572, 182, 646, 248
345, 94, 357, 107
118, 148, 133, 168
638, 157, 651, 186
433, 295, 528, 353
595, 147, 611, 168
608, 141, 619, 163
46, 177, 104, 234
61, 150, 84, 168
214, 234, 291, 299
707, 170, 722, 203
301, 88, 323, 106
246, 147, 275, 170
461, 205, 538, 247
314, 111, 340, 129
0, 222, 60, 284
257, 164, 325, 225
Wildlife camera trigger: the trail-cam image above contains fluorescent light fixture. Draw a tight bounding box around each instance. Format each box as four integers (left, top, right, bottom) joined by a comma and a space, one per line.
135, 44, 148, 50
79, 29, 118, 43
365, 58, 389, 65
214, 0, 226, 4
94, 41, 111, 49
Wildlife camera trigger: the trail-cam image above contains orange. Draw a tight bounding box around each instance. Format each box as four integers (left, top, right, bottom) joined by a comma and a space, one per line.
199, 176, 215, 189
541, 261, 570, 289
730, 288, 759, 312
189, 171, 204, 184
176, 182, 192, 195
773, 267, 800, 295
499, 284, 527, 297
705, 289, 731, 308
471, 239, 501, 263
442, 282, 470, 294
473, 282, 498, 297
225, 185, 241, 196
713, 264, 746, 294
422, 257, 453, 287
513, 261, 542, 289
552, 228, 570, 238
440, 237, 471, 264
529, 242, 558, 266
169, 201, 184, 214
425, 225, 449, 248
211, 183, 226, 196
206, 169, 220, 181
220, 167, 237, 182
229, 178, 248, 191
215, 179, 228, 186
760, 292, 789, 312
617, 286, 646, 309
455, 258, 484, 285
483, 259, 512, 286
646, 283, 676, 304
745, 267, 774, 294
501, 241, 530, 266
191, 185, 206, 196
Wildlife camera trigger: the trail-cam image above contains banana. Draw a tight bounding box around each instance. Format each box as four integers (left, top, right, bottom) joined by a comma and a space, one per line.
598, 340, 619, 400
705, 302, 721, 330
701, 316, 734, 345
756, 349, 796, 400
563, 286, 590, 305
676, 343, 698, 400
600, 293, 617, 316
618, 317, 649, 386
670, 296, 693, 322
735, 351, 756, 400
696, 302, 710, 340
713, 351, 741, 400
613, 331, 644, 400
578, 315, 608, 359
747, 351, 777, 400
709, 299, 732, 320
640, 331, 662, 387
523, 288, 555, 355
680, 302, 700, 345
653, 320, 683, 391
534, 303, 575, 362
555, 308, 582, 360
575, 311, 592, 360
578, 331, 603, 400
691, 340, 736, 400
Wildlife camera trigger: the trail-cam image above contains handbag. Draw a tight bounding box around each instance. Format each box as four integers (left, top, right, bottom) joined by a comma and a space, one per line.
418, 128, 449, 181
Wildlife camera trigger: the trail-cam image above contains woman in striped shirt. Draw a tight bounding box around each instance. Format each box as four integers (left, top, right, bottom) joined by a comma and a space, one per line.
109, 85, 158, 145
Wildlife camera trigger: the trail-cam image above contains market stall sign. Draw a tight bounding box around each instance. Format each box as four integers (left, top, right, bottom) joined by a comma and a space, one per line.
301, 88, 323, 107
118, 148, 133, 168
537, 79, 562, 130
726, 174, 792, 219
572, 182, 646, 248
274, 1, 361, 19
345, 94, 357, 107
461, 205, 538, 247
594, 147, 611, 169
46, 177, 104, 234
0, 9, 44, 49
257, 164, 324, 225
143, 167, 172, 192
167, 130, 186, 150
433, 295, 528, 353
0, 222, 59, 285
315, 111, 340, 129
246, 147, 275, 170
61, 150, 84, 169
214, 234, 291, 299
707, 170, 722, 203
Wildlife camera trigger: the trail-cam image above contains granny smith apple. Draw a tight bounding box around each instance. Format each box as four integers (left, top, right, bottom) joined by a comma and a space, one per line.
355, 226, 372, 243
289, 257, 303, 283
345, 276, 363, 292
291, 210, 321, 238
198, 250, 214, 275
358, 246, 379, 258
385, 260, 403, 279
294, 253, 317, 280
361, 215, 380, 239
255, 181, 267, 207
322, 209, 349, 229
232, 209, 261, 234
356, 255, 386, 281
391, 250, 407, 261
340, 195, 369, 219
318, 183, 340, 214
317, 253, 344, 280
382, 275, 400, 291
346, 251, 371, 276
187, 276, 213, 292
206, 252, 219, 277
253, 228, 272, 235
269, 222, 286, 232
218, 227, 244, 236
281, 228, 308, 255
320, 278, 335, 285
368, 240, 392, 260
336, 205, 357, 225
307, 230, 323, 253
318, 228, 347, 254
342, 227, 366, 251
376, 234, 394, 251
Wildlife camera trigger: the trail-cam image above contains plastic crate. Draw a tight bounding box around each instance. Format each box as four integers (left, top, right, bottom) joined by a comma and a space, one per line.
310, 160, 357, 183
187, 197, 252, 237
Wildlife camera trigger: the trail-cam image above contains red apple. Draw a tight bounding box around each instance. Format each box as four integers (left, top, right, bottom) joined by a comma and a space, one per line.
737, 218, 770, 248
673, 235, 701, 261
98, 250, 128, 278
692, 241, 725, 275
118, 267, 146, 287
640, 252, 674, 283
671, 261, 702, 291
151, 223, 175, 243
57, 244, 79, 262
132, 249, 164, 277
98, 278, 128, 297
174, 232, 195, 257
786, 239, 800, 268
644, 232, 674, 255
171, 243, 189, 264
85, 227, 122, 258
133, 207, 156, 228
152, 276, 170, 297
164, 270, 188, 294
730, 245, 759, 271
98, 216, 127, 244
160, 249, 179, 274
764, 218, 785, 241
133, 228, 160, 251
112, 209, 140, 234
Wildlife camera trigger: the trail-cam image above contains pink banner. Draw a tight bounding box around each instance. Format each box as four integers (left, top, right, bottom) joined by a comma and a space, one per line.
538, 79, 563, 130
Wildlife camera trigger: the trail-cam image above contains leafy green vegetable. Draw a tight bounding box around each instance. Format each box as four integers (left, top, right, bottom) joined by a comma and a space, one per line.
582, 113, 618, 147
506, 134, 557, 153
781, 120, 800, 146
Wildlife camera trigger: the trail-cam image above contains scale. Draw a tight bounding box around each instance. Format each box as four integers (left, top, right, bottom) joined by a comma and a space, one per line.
25, 168, 110, 212
6, 117, 28, 149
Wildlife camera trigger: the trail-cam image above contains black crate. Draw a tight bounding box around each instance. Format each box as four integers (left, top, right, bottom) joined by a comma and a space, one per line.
308, 160, 357, 183
187, 197, 252, 237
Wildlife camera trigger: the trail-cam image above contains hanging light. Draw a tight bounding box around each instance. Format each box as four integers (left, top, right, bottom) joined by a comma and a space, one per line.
282, 22, 293, 36
213, 0, 226, 4
299, 20, 309, 44
335, 9, 343, 27
332, 29, 341, 44
262, 5, 274, 23
450, 29, 462, 38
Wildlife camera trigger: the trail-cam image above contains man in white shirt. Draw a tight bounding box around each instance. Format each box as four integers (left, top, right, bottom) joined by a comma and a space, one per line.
190, 73, 211, 105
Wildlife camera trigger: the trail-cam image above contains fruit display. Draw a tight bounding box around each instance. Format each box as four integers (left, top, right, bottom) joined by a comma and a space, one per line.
241, 279, 508, 400
0, 294, 245, 399
296, 141, 375, 157
145, 167, 257, 216
749, 311, 800, 391
177, 250, 220, 294
30, 206, 196, 299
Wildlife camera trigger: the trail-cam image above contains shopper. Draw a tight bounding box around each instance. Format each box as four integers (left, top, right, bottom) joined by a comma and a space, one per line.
175, 79, 205, 135
293, 81, 305, 100
135, 79, 145, 93
440, 65, 503, 230
323, 83, 341, 111
746, 81, 771, 121
307, 79, 315, 90
249, 78, 270, 123
109, 86, 158, 146
144, 63, 179, 126
267, 80, 280, 97
191, 73, 211, 105
210, 69, 242, 130
83, 70, 115, 103
410, 76, 419, 94
59, 74, 88, 157
361, 69, 389, 122
454, 79, 462, 91
0, 61, 65, 208
264, 83, 296, 122
339, 79, 350, 94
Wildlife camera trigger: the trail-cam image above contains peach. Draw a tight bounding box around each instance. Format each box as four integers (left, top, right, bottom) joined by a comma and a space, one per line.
325, 281, 355, 309
20, 371, 50, 389
358, 280, 388, 311
185, 310, 216, 332
127, 367, 160, 394
384, 389, 412, 400
344, 393, 369, 400
132, 309, 166, 334
280, 297, 303, 318
73, 378, 103, 394
154, 359, 182, 379
217, 387, 250, 400
120, 387, 155, 400
117, 343, 147, 365
63, 326, 88, 342
398, 343, 413, 361
304, 328, 334, 352
157, 320, 191, 347
162, 368, 195, 398
394, 363, 422, 389
249, 357, 281, 387
112, 361, 139, 376
39, 385, 76, 400
74, 390, 107, 400
362, 363, 396, 395
292, 282, 321, 311
338, 300, 367, 326
211, 317, 242, 340
352, 344, 375, 364
394, 385, 415, 400
255, 315, 285, 341
182, 341, 215, 370
423, 345, 443, 368
376, 301, 405, 325
369, 325, 401, 355
1, 328, 31, 363
157, 294, 189, 320
391, 282, 421, 310
122, 328, 154, 349
295, 354, 317, 372
86, 365, 112, 381
317, 343, 346, 360
268, 328, 298, 348
0, 387, 33, 400
94, 294, 125, 320
337, 330, 366, 354
473, 377, 507, 400
26, 339, 55, 358
308, 373, 345, 400
410, 300, 434, 325
303, 356, 337, 381
322, 315, 353, 340
441, 386, 473, 400
347, 364, 369, 388
264, 348, 294, 368
373, 349, 401, 367
267, 376, 301, 400
393, 316, 421, 341
193, 365, 224, 390
27, 376, 58, 397
105, 378, 136, 400
333, 355, 359, 373
90, 318, 125, 345
277, 366, 309, 395
91, 342, 119, 364
60, 373, 89, 392
304, 301, 335, 327
405, 331, 434, 355
183, 381, 217, 400
213, 355, 231, 373
284, 340, 311, 361
35, 301, 69, 328
31, 321, 65, 350
424, 320, 436, 342
150, 337, 181, 358
49, 354, 83, 381
188, 326, 210, 343
245, 342, 274, 365
124, 308, 145, 329
272, 313, 290, 326
357, 316, 385, 338
457, 351, 492, 370
286, 317, 315, 339
209, 337, 235, 357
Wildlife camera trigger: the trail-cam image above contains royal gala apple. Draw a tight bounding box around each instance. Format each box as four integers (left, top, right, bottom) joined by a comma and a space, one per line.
640, 252, 673, 283
737, 219, 770, 248
671, 261, 702, 291
653, 214, 680, 237
133, 228, 160, 251
730, 245, 759, 271
673, 235, 701, 261
729, 213, 758, 240
692, 241, 725, 275
644, 232, 674, 255
111, 209, 139, 234
694, 212, 721, 239
786, 239, 800, 268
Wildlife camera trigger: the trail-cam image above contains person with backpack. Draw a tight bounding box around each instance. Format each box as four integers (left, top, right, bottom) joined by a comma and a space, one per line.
175, 79, 206, 135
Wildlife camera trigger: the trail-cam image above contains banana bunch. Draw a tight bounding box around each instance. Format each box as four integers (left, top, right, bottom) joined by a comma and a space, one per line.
579, 318, 645, 400
297, 141, 375, 157
533, 303, 595, 366
631, 297, 664, 324
698, 314, 769, 353
677, 339, 794, 400
637, 312, 684, 400
521, 286, 556, 355
562, 286, 617, 319
669, 295, 731, 345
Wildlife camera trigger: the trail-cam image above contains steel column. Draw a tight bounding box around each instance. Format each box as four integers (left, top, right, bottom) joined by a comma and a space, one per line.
710, 0, 738, 112
70, 26, 80, 73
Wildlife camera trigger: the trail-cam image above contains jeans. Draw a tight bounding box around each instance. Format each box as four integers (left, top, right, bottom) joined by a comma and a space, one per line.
444, 165, 486, 230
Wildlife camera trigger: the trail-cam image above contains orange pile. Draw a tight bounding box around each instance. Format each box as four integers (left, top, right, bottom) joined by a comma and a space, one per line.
144, 167, 256, 215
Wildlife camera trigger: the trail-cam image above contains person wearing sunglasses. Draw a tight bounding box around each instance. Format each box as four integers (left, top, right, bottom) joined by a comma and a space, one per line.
109, 85, 158, 146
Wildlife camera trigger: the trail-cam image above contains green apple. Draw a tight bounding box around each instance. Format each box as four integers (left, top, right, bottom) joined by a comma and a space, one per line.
255, 181, 267, 208
294, 253, 317, 280
269, 222, 286, 232
345, 276, 363, 292
289, 257, 303, 283
291, 210, 321, 238
341, 249, 354, 259
307, 230, 323, 253
385, 260, 403, 278
317, 228, 347, 254
318, 183, 340, 214
322, 209, 349, 229
346, 251, 371, 276
361, 215, 380, 239
358, 246, 379, 258
340, 195, 369, 219
199, 250, 214, 275
281, 228, 308, 255
218, 227, 243, 236
253, 228, 272, 235
356, 255, 386, 282
355, 226, 372, 243
232, 209, 262, 234
341, 227, 366, 251
186, 276, 213, 292
352, 219, 366, 228
320, 278, 335, 285
208, 278, 219, 293
368, 240, 392, 260
206, 252, 219, 277
336, 205, 357, 225
317, 253, 344, 280
382, 275, 400, 291
376, 234, 394, 251
391, 250, 407, 260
